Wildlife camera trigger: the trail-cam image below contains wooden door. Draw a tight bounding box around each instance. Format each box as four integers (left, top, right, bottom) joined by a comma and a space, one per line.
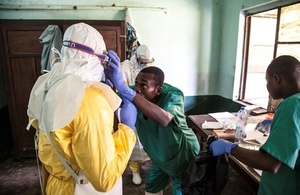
0, 20, 126, 158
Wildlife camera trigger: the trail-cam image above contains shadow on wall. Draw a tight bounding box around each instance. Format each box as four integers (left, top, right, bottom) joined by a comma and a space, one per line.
184, 95, 243, 115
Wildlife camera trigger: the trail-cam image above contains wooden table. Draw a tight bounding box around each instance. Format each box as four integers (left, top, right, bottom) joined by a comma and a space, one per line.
187, 114, 261, 193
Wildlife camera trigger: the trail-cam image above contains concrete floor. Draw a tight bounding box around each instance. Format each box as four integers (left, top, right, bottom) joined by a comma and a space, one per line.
0, 155, 255, 195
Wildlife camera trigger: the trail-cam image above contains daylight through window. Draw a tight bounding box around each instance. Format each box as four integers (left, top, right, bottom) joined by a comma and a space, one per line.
240, 2, 300, 109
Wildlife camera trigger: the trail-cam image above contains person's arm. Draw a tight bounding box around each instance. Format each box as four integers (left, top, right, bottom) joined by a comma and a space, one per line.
70, 89, 136, 192
132, 93, 173, 127
231, 146, 282, 173
210, 139, 282, 173
104, 50, 173, 127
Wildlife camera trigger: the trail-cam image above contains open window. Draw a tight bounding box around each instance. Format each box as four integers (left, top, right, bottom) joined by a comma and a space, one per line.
238, 2, 300, 111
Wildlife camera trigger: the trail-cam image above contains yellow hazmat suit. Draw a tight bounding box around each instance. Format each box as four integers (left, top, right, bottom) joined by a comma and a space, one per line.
27, 23, 136, 195
37, 86, 136, 194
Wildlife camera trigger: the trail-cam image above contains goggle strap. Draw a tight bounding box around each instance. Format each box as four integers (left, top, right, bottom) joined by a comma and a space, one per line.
62, 40, 107, 61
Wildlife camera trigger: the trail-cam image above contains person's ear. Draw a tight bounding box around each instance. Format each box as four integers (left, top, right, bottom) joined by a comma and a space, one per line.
273, 74, 281, 84
155, 86, 162, 96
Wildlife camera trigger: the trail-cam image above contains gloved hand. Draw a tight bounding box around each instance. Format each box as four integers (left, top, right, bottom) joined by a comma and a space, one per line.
104, 50, 136, 101
209, 139, 237, 156
120, 98, 137, 129
255, 119, 272, 134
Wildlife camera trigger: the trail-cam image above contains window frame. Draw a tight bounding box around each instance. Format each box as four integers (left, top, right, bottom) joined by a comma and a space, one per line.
233, 1, 300, 110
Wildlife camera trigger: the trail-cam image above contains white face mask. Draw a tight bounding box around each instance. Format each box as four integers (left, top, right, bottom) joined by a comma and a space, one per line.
136, 56, 151, 71
136, 63, 147, 71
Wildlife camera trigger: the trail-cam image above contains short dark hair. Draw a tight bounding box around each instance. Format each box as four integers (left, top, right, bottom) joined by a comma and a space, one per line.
267, 55, 300, 83
140, 66, 164, 86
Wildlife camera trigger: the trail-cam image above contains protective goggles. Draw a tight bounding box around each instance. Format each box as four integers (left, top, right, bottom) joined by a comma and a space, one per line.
62, 40, 110, 67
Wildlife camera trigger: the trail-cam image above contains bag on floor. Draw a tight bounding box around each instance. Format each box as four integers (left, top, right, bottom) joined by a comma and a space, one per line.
181, 136, 229, 195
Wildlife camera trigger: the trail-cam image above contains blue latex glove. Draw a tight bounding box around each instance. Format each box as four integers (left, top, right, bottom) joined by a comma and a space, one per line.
104, 50, 136, 101
209, 139, 237, 156
255, 119, 272, 134
120, 98, 137, 129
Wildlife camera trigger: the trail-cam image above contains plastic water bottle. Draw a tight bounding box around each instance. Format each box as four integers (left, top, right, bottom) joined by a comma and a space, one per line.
234, 107, 247, 145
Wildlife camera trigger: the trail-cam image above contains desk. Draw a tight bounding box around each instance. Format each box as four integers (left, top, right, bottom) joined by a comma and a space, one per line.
187, 114, 260, 193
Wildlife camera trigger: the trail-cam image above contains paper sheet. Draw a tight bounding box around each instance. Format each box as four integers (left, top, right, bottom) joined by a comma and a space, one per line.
202, 121, 223, 129
209, 112, 237, 120
244, 124, 268, 145
208, 112, 267, 177
208, 112, 269, 144
243, 124, 265, 176
209, 112, 239, 129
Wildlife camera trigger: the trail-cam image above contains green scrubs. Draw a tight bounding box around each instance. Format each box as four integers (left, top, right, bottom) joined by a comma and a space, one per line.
259, 93, 300, 195
136, 83, 200, 194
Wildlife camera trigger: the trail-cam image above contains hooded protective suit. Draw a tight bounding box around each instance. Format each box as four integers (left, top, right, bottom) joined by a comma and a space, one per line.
121, 44, 155, 86
27, 23, 136, 195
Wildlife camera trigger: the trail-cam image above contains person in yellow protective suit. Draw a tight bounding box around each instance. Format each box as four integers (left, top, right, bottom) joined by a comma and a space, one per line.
120, 45, 154, 185
27, 22, 137, 195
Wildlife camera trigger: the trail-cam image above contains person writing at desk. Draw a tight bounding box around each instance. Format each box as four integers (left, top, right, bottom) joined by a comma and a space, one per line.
104, 54, 200, 195
210, 55, 300, 195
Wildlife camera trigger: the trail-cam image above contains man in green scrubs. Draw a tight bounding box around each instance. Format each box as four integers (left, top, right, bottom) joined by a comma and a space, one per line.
105, 52, 200, 195
210, 55, 300, 195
